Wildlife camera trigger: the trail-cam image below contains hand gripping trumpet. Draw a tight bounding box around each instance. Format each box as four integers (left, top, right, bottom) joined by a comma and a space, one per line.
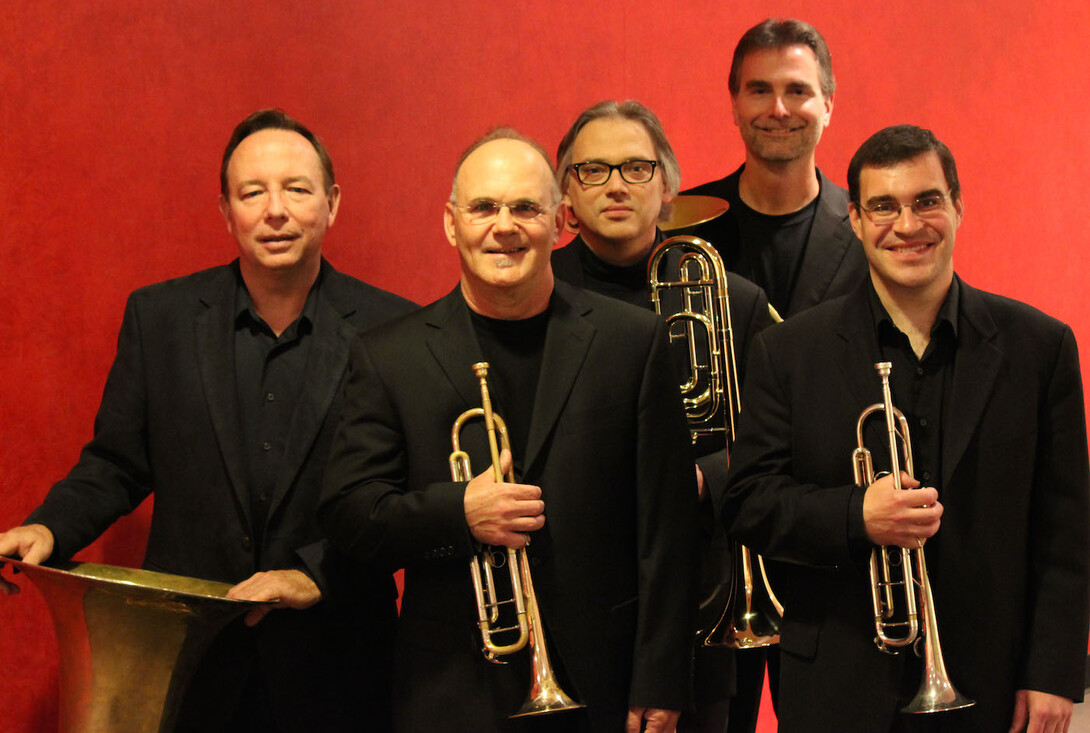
648, 235, 783, 648
852, 362, 974, 714
449, 362, 583, 717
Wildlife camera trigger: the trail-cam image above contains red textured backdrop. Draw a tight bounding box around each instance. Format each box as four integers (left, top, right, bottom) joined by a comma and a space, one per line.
2, 2, 1089, 730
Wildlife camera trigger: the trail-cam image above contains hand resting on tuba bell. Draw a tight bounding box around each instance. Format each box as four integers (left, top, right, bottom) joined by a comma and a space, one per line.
0, 522, 55, 594
861, 471, 943, 549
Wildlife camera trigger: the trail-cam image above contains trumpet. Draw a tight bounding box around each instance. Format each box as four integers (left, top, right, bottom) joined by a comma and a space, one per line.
648, 235, 783, 649
449, 362, 583, 717
852, 362, 974, 714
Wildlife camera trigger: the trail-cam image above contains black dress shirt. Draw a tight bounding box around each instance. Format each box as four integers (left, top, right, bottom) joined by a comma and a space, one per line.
234, 269, 320, 557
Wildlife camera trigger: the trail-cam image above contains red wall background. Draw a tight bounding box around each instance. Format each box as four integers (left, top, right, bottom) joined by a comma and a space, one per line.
3, 1, 1089, 729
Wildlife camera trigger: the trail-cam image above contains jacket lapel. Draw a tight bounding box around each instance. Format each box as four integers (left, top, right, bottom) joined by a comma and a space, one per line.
266, 269, 355, 518
788, 171, 858, 316
195, 267, 251, 527
523, 283, 595, 475
831, 282, 887, 412
941, 279, 1002, 490
423, 289, 492, 412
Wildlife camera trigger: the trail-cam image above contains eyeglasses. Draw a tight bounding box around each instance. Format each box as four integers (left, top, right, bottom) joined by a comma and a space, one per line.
453, 199, 553, 224
570, 160, 658, 186
858, 193, 950, 224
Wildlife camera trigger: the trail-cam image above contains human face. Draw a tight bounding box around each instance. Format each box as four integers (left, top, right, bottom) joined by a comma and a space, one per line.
849, 152, 964, 302
444, 139, 561, 312
732, 45, 833, 164
219, 128, 340, 279
563, 117, 673, 264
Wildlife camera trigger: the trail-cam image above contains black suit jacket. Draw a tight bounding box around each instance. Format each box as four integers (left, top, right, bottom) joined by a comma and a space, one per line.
550, 231, 773, 495
684, 166, 867, 318
721, 277, 1090, 732
319, 282, 699, 732
27, 259, 416, 731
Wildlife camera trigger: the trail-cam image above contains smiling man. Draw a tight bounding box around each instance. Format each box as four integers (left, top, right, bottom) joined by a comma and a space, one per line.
319, 128, 699, 733
721, 125, 1089, 732
0, 109, 415, 732
685, 18, 866, 319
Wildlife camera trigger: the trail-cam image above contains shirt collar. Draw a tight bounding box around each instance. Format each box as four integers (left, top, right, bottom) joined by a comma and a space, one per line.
868, 277, 960, 346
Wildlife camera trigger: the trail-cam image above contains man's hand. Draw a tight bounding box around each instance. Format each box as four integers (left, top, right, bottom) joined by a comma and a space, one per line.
626, 706, 680, 733
463, 449, 545, 548
0, 524, 55, 595
227, 569, 321, 626
695, 465, 706, 501
862, 472, 942, 548
1008, 689, 1073, 733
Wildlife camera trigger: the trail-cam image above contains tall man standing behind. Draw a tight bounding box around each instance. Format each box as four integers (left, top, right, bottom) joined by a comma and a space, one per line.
685, 18, 866, 318
723, 125, 1089, 732
0, 109, 415, 732
319, 129, 698, 732
551, 99, 774, 733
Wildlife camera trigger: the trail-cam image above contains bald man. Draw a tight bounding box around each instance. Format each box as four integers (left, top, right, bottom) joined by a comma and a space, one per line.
319, 129, 699, 733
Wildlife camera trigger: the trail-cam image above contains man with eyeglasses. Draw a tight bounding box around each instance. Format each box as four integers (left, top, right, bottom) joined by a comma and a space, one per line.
552, 99, 774, 733
683, 18, 866, 320
721, 124, 1089, 732
319, 128, 699, 732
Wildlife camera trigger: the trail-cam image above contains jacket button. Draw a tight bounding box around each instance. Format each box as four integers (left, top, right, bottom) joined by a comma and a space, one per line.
241, 535, 252, 551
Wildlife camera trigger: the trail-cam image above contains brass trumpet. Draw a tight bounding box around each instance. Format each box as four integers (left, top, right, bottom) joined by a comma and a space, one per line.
852, 362, 974, 714
449, 362, 583, 717
648, 235, 783, 649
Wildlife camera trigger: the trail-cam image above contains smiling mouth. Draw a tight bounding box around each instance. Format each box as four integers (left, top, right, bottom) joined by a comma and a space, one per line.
886, 241, 935, 255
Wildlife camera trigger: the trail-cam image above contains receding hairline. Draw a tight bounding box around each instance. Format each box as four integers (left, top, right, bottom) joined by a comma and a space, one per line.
451, 136, 560, 205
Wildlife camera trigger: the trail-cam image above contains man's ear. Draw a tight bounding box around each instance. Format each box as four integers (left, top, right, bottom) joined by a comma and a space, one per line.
561, 194, 580, 234
326, 184, 342, 226
218, 195, 232, 233
848, 201, 863, 241
443, 202, 458, 248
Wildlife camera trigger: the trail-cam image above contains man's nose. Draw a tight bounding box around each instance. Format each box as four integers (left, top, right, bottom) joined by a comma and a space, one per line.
264, 190, 288, 219
892, 204, 924, 233
492, 205, 518, 231
604, 168, 628, 194
769, 95, 789, 118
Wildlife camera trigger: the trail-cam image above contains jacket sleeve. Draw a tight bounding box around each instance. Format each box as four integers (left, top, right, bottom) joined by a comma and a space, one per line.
628, 317, 701, 711
318, 339, 476, 572
1021, 325, 1090, 700
721, 331, 870, 570
26, 293, 153, 562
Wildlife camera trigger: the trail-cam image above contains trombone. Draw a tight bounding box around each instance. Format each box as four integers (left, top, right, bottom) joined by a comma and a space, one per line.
449, 362, 583, 718
648, 235, 783, 649
852, 361, 974, 714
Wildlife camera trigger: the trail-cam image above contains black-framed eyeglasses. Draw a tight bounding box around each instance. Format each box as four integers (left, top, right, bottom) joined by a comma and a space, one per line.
453, 199, 553, 224
858, 193, 950, 224
570, 160, 658, 186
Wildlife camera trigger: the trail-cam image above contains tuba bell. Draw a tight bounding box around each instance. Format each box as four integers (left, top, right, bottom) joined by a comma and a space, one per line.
0, 556, 269, 732
647, 231, 783, 649
852, 362, 974, 714
449, 362, 584, 718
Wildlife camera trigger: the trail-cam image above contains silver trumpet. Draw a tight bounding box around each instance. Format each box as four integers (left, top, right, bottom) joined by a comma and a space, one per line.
852, 361, 974, 714
648, 234, 783, 649
449, 362, 583, 717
